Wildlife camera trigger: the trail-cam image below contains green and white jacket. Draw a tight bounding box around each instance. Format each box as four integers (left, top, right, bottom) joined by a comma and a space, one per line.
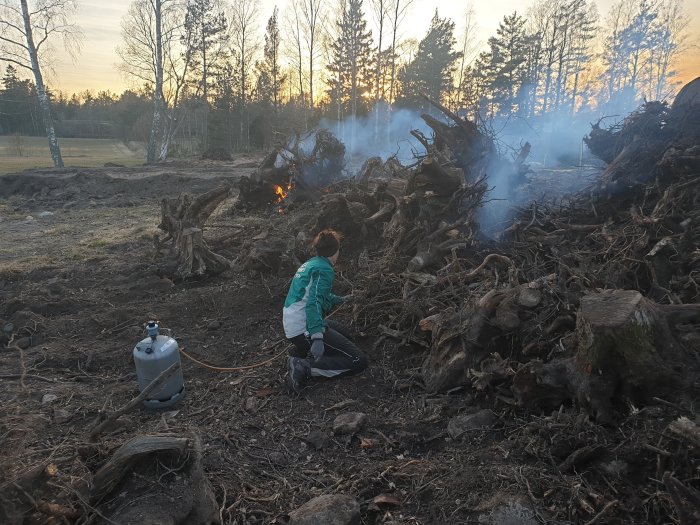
283, 256, 343, 338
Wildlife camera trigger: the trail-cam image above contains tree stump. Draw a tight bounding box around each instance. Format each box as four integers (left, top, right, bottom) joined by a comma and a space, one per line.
158, 186, 233, 279
513, 290, 700, 423
91, 435, 220, 525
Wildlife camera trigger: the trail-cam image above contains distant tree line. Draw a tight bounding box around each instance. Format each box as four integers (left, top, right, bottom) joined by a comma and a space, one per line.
0, 0, 690, 164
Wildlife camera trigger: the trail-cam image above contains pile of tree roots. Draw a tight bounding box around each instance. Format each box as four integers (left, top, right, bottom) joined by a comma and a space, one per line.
150, 80, 700, 523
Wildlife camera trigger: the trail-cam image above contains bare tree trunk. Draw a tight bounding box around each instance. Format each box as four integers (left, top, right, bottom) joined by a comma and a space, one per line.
147, 0, 165, 164
306, 0, 317, 109
202, 22, 209, 151
293, 7, 305, 106
387, 0, 411, 146
373, 0, 385, 142
20, 0, 63, 168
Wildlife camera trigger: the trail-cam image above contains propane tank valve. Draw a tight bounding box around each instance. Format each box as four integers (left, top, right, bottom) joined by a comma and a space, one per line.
146, 321, 159, 341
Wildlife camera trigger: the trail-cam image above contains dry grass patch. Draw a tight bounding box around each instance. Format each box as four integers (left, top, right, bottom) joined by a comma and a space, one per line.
0, 136, 145, 175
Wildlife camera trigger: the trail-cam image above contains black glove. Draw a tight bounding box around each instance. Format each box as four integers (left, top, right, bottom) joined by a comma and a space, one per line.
310, 333, 325, 361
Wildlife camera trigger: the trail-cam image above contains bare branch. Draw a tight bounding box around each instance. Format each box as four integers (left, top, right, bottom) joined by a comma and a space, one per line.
0, 55, 33, 71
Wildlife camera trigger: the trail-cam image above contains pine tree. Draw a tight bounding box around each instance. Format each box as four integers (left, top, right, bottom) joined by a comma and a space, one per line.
475, 12, 530, 116
208, 62, 237, 151
255, 7, 286, 110
0, 65, 38, 135
327, 0, 374, 120
396, 10, 461, 111
183, 0, 228, 105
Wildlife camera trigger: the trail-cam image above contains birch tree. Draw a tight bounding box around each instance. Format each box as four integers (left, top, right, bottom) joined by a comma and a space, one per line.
118, 0, 191, 163
0, 0, 81, 167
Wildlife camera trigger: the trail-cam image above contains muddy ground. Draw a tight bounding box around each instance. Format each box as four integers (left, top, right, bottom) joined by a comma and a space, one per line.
0, 159, 695, 524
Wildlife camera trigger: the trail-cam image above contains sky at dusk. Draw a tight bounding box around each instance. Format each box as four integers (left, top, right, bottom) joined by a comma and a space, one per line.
45, 0, 700, 96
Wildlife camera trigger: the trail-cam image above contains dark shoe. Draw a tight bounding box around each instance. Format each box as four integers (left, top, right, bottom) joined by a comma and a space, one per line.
286, 357, 310, 393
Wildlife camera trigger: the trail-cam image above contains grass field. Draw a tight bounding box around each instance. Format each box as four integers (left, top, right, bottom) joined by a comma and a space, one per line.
0, 136, 146, 174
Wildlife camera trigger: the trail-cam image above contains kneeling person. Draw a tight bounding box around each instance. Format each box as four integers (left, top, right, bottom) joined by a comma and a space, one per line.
282, 229, 367, 392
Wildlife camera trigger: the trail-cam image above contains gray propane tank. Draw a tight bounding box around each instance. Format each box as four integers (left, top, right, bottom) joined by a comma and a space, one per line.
133, 321, 185, 408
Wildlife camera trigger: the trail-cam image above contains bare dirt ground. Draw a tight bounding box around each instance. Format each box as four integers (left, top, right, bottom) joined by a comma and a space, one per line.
0, 159, 696, 524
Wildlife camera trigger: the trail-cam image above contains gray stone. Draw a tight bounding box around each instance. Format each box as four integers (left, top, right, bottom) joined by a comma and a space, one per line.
305, 430, 330, 450
243, 396, 258, 413
482, 500, 538, 525
53, 409, 72, 424
207, 320, 221, 330
15, 337, 31, 349
288, 494, 360, 525
518, 288, 542, 308
447, 409, 497, 439
42, 394, 58, 405
333, 412, 367, 435
2, 322, 14, 334
38, 211, 54, 219
268, 451, 288, 466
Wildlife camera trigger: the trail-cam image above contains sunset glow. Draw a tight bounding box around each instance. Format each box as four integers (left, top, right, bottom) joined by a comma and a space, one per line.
46, 0, 700, 96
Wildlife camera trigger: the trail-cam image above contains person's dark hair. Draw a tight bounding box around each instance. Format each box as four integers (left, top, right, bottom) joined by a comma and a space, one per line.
313, 229, 341, 257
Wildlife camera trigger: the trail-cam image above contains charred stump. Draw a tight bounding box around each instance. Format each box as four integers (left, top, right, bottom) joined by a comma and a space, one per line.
158, 186, 232, 279
237, 129, 346, 209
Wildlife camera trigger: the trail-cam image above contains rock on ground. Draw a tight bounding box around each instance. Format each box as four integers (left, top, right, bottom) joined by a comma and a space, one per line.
288, 494, 360, 525
333, 412, 367, 435
448, 409, 497, 439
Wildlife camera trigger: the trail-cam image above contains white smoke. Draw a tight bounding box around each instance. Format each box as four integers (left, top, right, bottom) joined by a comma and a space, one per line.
318, 103, 431, 169
314, 101, 608, 235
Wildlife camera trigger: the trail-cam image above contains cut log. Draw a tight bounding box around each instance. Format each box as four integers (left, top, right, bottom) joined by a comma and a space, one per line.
92, 435, 220, 525
158, 186, 233, 279
513, 290, 700, 423
91, 436, 190, 502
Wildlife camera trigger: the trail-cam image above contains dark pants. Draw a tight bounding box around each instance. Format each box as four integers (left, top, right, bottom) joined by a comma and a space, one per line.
288, 320, 367, 378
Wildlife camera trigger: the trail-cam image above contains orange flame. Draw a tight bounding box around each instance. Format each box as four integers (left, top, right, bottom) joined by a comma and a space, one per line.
274, 184, 287, 203
274, 180, 294, 204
